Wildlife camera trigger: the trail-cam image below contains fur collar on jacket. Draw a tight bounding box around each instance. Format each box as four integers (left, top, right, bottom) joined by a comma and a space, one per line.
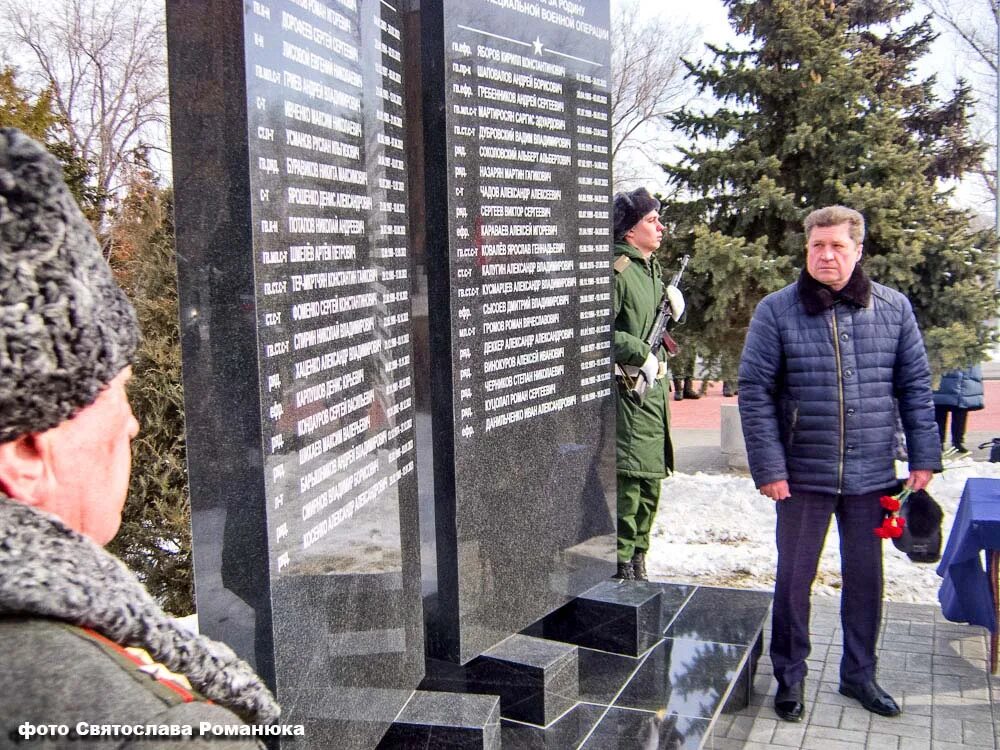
0, 494, 279, 724
797, 265, 872, 315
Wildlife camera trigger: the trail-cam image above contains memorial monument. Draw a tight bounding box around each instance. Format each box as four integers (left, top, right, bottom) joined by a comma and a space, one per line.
167, 0, 771, 747
412, 0, 618, 666
167, 0, 423, 746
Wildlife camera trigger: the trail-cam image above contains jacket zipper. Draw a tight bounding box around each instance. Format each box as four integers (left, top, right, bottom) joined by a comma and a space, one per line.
831, 309, 845, 494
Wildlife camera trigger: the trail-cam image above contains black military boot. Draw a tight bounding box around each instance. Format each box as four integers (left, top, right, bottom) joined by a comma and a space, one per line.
672, 378, 684, 401
722, 380, 738, 397
613, 561, 634, 581
631, 551, 648, 581
682, 378, 701, 399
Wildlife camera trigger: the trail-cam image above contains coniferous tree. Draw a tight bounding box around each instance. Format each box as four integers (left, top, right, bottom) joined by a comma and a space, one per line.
0, 67, 106, 221
106, 159, 192, 615
660, 0, 998, 380
2, 69, 190, 611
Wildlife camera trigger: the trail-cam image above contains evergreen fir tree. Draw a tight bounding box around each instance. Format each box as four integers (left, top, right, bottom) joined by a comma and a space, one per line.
661, 0, 998, 379
106, 162, 192, 615
2, 70, 189, 611
0, 67, 105, 221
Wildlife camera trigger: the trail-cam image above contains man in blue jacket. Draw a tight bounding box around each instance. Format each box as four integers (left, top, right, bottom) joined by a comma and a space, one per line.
738, 205, 941, 723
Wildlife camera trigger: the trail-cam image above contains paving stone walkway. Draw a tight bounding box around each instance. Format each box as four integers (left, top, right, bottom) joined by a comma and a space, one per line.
710, 596, 999, 750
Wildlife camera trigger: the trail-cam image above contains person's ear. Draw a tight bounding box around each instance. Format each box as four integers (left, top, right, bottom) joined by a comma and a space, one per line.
0, 433, 48, 505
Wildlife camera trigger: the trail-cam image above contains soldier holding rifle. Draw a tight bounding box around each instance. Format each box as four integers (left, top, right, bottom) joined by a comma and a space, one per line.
611, 188, 685, 581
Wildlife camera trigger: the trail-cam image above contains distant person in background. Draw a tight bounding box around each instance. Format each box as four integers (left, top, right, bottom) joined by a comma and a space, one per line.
612, 187, 680, 581
933, 364, 984, 459
739, 205, 940, 723
0, 129, 279, 745
670, 342, 701, 401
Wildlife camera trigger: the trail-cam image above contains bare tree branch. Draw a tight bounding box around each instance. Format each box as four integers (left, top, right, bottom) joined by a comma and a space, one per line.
0, 0, 168, 227
922, 0, 998, 212
611, 0, 698, 190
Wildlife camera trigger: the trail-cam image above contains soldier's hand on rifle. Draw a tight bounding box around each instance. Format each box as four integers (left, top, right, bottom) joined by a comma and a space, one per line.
639, 352, 659, 384
666, 284, 685, 321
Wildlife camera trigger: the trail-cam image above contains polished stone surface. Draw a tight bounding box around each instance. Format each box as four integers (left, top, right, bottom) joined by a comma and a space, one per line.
529, 579, 665, 656
578, 709, 712, 750
411, 0, 617, 664
722, 632, 764, 713
656, 582, 696, 630
167, 1, 423, 747
665, 586, 773, 644
494, 583, 772, 748
500, 703, 606, 748
378, 691, 501, 749
468, 635, 579, 726
575, 647, 640, 705
616, 637, 745, 716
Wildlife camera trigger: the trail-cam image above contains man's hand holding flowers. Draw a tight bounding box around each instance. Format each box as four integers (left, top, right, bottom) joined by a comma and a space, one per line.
875, 488, 911, 539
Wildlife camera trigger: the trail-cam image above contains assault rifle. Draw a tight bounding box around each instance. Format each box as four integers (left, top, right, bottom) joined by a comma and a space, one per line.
615, 254, 690, 404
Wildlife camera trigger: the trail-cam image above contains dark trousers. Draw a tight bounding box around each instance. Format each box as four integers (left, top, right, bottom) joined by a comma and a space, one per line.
771, 488, 889, 688
935, 405, 969, 449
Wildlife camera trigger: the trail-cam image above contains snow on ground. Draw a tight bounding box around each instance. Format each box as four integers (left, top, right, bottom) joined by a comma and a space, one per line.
647, 459, 1000, 604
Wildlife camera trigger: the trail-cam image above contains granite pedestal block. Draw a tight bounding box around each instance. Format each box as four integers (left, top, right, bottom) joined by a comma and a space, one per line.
378, 691, 500, 749
528, 579, 665, 656
723, 631, 765, 713
467, 634, 579, 726
499, 583, 771, 747
721, 403, 750, 470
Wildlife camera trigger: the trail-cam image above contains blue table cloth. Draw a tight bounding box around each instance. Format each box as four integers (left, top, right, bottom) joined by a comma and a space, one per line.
937, 478, 1000, 632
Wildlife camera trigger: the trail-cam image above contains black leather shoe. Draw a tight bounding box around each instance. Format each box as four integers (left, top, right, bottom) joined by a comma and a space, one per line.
838, 680, 900, 717
774, 681, 804, 722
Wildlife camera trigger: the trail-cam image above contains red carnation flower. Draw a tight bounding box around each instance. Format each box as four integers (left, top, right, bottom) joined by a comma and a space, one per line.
879, 495, 901, 512
874, 488, 911, 539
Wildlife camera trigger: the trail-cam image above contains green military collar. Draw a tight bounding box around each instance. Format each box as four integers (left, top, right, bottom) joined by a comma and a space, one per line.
613, 242, 659, 273
613, 242, 647, 261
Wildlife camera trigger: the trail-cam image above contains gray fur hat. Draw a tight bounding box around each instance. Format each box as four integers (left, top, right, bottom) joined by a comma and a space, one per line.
0, 128, 138, 443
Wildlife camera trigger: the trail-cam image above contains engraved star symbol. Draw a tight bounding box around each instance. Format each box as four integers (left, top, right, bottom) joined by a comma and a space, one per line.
533, 36, 543, 55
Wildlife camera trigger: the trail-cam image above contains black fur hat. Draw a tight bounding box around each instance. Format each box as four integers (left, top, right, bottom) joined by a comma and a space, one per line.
613, 187, 660, 243
892, 489, 944, 563
0, 128, 138, 443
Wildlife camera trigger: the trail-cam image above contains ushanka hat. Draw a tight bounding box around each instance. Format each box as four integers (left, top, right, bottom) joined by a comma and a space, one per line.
613, 187, 660, 242
0, 128, 138, 443
891, 489, 944, 564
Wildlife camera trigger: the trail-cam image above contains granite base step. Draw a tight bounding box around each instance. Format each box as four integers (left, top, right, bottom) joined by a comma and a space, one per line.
394, 583, 772, 748
524, 579, 665, 656
376, 691, 500, 749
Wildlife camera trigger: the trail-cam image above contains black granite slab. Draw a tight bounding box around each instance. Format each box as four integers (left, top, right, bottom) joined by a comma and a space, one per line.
649, 582, 696, 631
722, 632, 764, 714
575, 647, 641, 705
411, 0, 617, 665
665, 586, 773, 644
615, 638, 745, 719
167, 1, 423, 746
470, 585, 771, 748
378, 691, 501, 749
500, 703, 607, 749
582, 709, 711, 750
528, 579, 665, 656
467, 634, 579, 726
